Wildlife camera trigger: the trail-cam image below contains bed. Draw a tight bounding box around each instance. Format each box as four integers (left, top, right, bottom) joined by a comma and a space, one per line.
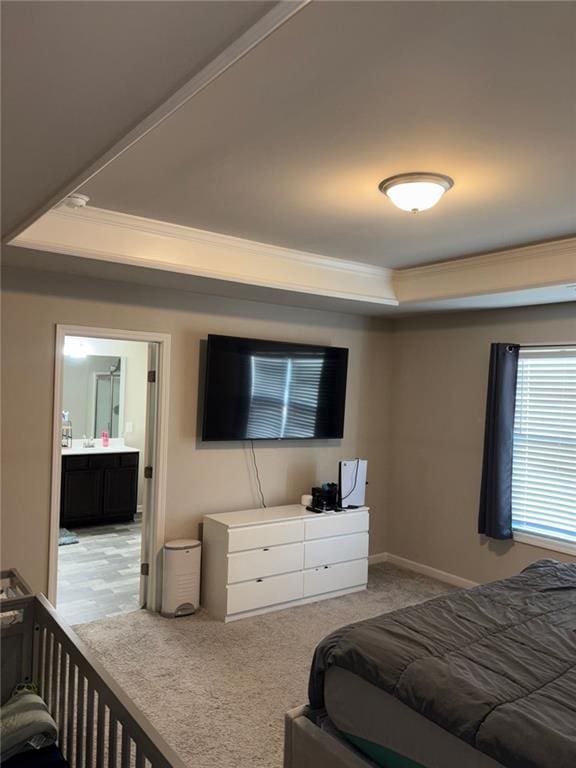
1, 569, 187, 768
285, 559, 576, 768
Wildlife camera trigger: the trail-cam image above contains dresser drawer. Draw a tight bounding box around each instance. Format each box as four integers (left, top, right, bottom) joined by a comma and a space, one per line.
304, 532, 369, 569
227, 543, 304, 584
305, 510, 369, 540
304, 558, 368, 598
228, 520, 304, 553
227, 571, 303, 615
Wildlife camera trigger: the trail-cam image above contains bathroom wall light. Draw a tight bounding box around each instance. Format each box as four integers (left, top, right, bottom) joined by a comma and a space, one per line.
378, 173, 454, 213
63, 338, 93, 359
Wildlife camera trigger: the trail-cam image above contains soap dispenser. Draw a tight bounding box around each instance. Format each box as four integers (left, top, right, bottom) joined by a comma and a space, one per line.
61, 411, 72, 448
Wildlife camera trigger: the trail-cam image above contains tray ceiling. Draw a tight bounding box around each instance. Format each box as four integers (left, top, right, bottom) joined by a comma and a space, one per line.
76, 1, 576, 268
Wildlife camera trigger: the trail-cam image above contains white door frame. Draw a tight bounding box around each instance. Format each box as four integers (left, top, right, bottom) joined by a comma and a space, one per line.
49, 324, 171, 612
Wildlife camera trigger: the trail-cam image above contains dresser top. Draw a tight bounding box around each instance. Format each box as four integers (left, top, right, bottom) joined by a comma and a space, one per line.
204, 504, 369, 528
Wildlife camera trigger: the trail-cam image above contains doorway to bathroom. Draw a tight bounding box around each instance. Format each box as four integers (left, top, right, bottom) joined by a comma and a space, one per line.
49, 326, 170, 626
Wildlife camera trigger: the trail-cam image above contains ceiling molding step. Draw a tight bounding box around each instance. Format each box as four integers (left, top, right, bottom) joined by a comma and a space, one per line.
54, 206, 390, 277
11, 206, 575, 311
11, 207, 398, 307
394, 237, 576, 303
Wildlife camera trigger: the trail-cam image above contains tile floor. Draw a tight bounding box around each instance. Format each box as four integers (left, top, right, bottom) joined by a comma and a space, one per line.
57, 520, 142, 625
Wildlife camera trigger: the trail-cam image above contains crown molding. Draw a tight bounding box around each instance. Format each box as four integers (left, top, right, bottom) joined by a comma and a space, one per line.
10, 205, 575, 313
395, 237, 576, 303
12, 206, 398, 307
53, 206, 390, 278
398, 237, 576, 277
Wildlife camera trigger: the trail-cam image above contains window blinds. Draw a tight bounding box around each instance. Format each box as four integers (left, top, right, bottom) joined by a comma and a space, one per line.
511, 346, 576, 544
246, 356, 323, 439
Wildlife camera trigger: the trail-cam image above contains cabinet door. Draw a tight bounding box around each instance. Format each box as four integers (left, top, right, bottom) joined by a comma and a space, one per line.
61, 469, 103, 522
102, 466, 138, 518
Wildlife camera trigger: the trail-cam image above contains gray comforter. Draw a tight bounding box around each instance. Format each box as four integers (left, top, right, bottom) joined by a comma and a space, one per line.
309, 559, 576, 768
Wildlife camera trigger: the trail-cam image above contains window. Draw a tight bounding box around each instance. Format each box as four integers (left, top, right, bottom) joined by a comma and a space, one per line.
512, 346, 576, 547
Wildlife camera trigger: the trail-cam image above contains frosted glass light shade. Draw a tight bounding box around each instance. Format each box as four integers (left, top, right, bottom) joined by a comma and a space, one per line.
379, 173, 454, 213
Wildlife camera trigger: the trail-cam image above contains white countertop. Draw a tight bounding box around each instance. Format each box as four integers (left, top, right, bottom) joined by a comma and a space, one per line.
61, 438, 139, 456
205, 504, 369, 528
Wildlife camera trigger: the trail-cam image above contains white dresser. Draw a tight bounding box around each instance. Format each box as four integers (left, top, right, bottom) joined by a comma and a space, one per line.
201, 504, 369, 621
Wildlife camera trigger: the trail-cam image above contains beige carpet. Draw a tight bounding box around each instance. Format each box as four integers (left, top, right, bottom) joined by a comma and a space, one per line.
77, 564, 453, 768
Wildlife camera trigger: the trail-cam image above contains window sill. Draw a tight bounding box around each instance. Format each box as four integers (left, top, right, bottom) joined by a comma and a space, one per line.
513, 531, 576, 558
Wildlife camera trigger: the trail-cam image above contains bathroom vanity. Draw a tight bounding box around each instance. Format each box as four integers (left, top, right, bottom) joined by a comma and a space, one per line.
60, 445, 139, 527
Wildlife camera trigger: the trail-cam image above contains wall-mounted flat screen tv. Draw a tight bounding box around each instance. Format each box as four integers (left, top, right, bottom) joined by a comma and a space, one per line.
202, 335, 348, 441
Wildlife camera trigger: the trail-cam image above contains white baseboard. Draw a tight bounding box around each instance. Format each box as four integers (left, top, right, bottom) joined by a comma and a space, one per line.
368, 552, 389, 565
369, 552, 478, 589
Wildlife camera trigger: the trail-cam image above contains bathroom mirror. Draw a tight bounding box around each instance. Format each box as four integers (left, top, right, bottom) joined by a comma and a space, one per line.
62, 355, 125, 439
93, 358, 122, 437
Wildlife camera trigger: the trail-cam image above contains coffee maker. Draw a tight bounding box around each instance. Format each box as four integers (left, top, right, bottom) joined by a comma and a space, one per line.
307, 483, 339, 513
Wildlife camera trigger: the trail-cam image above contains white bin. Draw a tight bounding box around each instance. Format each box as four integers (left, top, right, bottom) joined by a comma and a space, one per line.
161, 539, 201, 617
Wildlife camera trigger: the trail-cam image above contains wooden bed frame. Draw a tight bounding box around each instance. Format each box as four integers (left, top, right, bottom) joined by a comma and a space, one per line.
284, 706, 504, 768
284, 705, 370, 768
1, 570, 187, 768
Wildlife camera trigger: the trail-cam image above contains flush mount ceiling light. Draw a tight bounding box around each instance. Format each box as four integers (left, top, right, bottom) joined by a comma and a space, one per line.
378, 172, 454, 213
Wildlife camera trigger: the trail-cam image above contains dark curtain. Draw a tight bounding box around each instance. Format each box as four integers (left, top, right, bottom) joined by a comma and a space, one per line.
478, 343, 520, 540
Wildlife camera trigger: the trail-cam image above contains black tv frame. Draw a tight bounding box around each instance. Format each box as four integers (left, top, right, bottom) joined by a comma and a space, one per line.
201, 334, 348, 442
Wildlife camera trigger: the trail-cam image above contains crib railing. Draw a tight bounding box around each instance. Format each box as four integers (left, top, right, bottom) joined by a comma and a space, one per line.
31, 594, 187, 768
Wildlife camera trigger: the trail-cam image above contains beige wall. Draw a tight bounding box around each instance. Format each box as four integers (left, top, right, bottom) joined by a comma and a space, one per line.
2, 262, 574, 595
1, 266, 391, 594
388, 302, 576, 583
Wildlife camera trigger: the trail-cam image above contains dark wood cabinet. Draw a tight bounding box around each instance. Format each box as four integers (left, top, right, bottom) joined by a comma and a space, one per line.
103, 467, 139, 517
60, 451, 139, 527
62, 469, 103, 522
